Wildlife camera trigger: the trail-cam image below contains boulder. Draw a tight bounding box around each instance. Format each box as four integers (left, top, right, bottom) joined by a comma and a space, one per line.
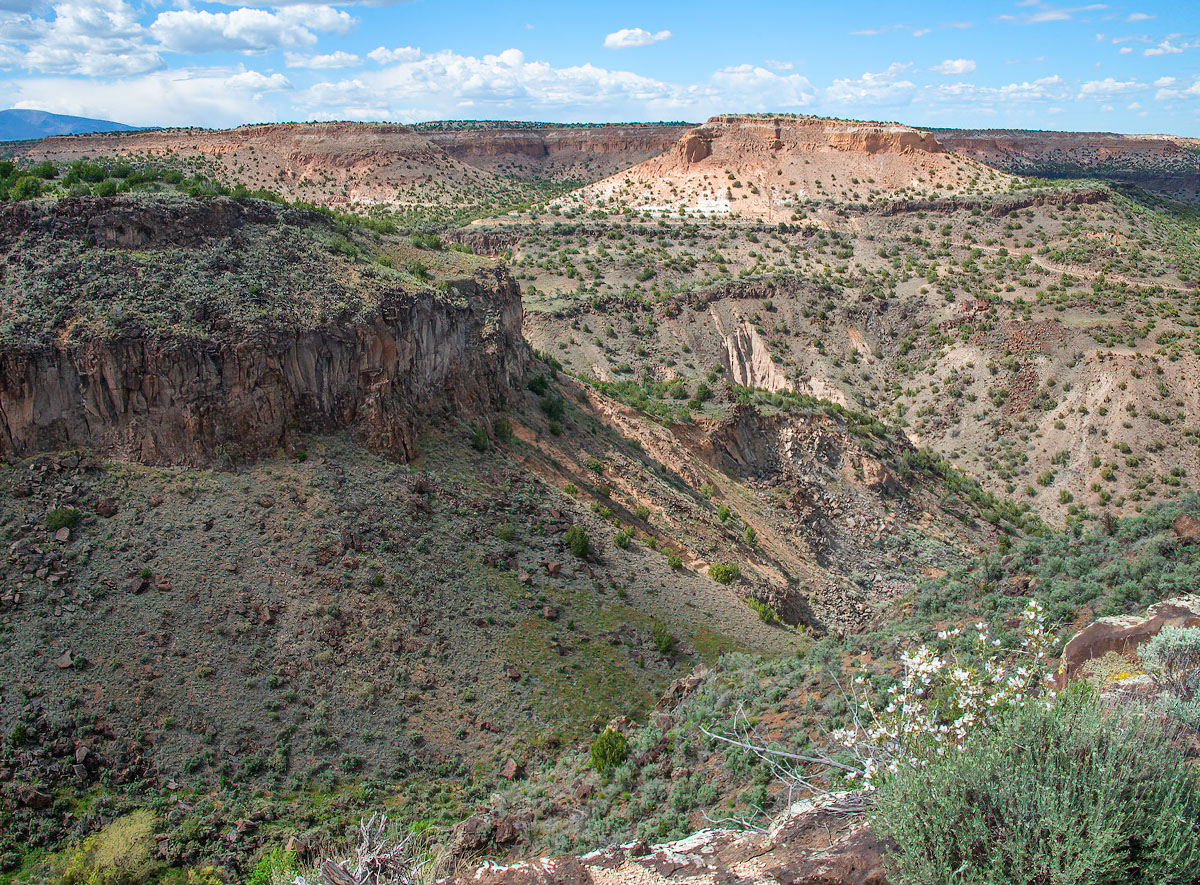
446, 793, 887, 885
1061, 595, 1200, 681
15, 785, 51, 810
1175, 513, 1200, 543
498, 758, 523, 780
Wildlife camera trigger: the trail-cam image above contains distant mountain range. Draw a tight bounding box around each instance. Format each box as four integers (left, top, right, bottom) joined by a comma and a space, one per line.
0, 109, 139, 142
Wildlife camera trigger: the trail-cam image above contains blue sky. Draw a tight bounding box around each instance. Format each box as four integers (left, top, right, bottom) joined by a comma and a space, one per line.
1, 0, 1198, 133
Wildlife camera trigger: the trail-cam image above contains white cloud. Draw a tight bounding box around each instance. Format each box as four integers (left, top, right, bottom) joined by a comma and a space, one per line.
603, 27, 671, 49
21, 0, 160, 76
285, 50, 360, 68
301, 47, 685, 119
367, 45, 420, 64
1078, 76, 1147, 98
932, 58, 976, 75
1154, 77, 1200, 101
928, 75, 1066, 103
997, 3, 1107, 25
150, 5, 354, 54
295, 46, 814, 122
709, 64, 814, 108
7, 67, 285, 126
1145, 38, 1185, 56
826, 62, 916, 105
225, 69, 291, 91
1125, 12, 1154, 21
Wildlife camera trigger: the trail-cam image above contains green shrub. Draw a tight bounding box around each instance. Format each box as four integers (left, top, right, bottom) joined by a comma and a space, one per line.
541, 394, 565, 422
527, 374, 549, 395
1140, 626, 1200, 726
1139, 626, 1200, 698
708, 562, 739, 585
46, 506, 81, 530
651, 624, 677, 655
246, 846, 297, 885
614, 526, 634, 549
59, 809, 161, 885
746, 598, 778, 624
565, 525, 591, 559
667, 553, 683, 570
11, 175, 43, 200
492, 416, 513, 442
469, 424, 489, 452
590, 729, 630, 772
159, 868, 222, 885
873, 691, 1200, 885
634, 505, 651, 521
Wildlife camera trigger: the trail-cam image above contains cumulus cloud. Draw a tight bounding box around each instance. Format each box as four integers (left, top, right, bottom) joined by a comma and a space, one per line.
21, 0, 160, 76
225, 69, 291, 90
927, 75, 1067, 103
7, 67, 286, 126
150, 5, 354, 54
826, 62, 916, 105
294, 46, 815, 122
1144, 38, 1187, 56
603, 28, 670, 49
709, 64, 814, 108
302, 47, 679, 118
1125, 11, 1154, 21
1154, 76, 1200, 101
285, 49, 359, 68
367, 45, 420, 64
1077, 76, 1148, 98
932, 58, 976, 75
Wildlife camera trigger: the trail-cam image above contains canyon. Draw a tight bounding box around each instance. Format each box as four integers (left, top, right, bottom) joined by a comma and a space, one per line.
0, 113, 1198, 885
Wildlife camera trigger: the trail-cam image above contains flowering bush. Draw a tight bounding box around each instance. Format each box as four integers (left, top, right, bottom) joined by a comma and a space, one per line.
835, 599, 1057, 789
704, 599, 1059, 798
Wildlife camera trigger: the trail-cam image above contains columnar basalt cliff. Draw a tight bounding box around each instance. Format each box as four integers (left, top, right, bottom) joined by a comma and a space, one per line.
0, 196, 527, 464
0, 280, 525, 464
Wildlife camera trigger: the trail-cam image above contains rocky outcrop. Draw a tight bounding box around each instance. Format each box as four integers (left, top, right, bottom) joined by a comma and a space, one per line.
874, 188, 1109, 217
1061, 595, 1200, 681
702, 115, 944, 156
0, 271, 526, 465
425, 124, 691, 181
0, 195, 528, 465
450, 795, 888, 885
933, 128, 1200, 178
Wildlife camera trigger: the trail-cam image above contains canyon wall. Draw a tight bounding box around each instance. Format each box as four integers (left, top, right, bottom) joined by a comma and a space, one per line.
0, 195, 528, 465
0, 272, 526, 464
425, 123, 690, 180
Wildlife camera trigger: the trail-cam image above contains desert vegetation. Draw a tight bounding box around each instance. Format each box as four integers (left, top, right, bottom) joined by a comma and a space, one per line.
2, 115, 1200, 884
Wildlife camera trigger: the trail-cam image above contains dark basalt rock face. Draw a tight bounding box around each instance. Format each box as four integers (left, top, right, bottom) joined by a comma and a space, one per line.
0, 197, 528, 465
